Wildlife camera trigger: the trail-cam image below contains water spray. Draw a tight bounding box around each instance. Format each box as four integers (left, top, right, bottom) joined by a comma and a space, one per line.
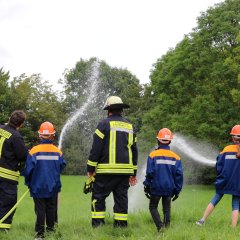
172, 134, 216, 167
58, 61, 100, 149
128, 134, 217, 211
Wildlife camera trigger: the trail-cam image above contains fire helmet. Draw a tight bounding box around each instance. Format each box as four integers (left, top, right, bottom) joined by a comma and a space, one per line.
157, 128, 173, 141
38, 121, 56, 135
103, 96, 130, 110
230, 125, 240, 141
230, 125, 240, 136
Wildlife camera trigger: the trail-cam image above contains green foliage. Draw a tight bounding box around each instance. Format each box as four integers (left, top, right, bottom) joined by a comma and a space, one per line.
60, 58, 142, 174
0, 68, 11, 123
1, 0, 239, 183
9, 74, 65, 147
0, 70, 65, 147
141, 0, 240, 150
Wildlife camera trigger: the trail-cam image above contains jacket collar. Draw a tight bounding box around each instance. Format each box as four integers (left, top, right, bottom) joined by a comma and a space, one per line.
40, 139, 53, 144
7, 123, 17, 129
157, 145, 170, 150
108, 113, 122, 118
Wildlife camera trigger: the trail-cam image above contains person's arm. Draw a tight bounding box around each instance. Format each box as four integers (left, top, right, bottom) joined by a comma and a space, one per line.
59, 154, 66, 173
87, 121, 105, 174
216, 153, 225, 176
13, 135, 28, 164
174, 159, 183, 194
24, 153, 36, 187
131, 131, 138, 176
143, 155, 154, 186
143, 155, 154, 197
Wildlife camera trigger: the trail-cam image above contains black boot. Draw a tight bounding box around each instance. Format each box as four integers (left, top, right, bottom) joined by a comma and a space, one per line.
114, 220, 127, 228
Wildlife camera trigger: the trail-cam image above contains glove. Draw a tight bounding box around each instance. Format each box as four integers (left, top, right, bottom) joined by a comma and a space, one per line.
172, 194, 179, 201
144, 185, 151, 199
83, 176, 95, 194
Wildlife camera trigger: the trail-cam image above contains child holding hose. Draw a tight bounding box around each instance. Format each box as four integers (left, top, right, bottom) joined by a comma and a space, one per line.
196, 124, 240, 227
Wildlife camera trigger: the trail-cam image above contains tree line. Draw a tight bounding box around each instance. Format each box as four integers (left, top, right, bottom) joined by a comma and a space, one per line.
1, 0, 239, 182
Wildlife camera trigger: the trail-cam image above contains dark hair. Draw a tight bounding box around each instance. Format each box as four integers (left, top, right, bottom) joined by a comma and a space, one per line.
108, 109, 123, 115
9, 110, 26, 127
157, 139, 171, 146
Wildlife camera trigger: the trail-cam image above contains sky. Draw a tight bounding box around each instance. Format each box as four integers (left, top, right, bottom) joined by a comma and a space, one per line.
0, 0, 224, 90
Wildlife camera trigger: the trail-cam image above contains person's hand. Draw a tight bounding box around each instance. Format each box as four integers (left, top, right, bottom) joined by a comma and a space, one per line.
129, 176, 137, 186
172, 194, 179, 201
83, 173, 95, 194
87, 172, 95, 177
144, 185, 151, 199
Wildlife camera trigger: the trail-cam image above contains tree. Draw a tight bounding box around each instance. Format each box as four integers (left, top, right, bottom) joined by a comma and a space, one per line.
60, 57, 142, 174
9, 74, 65, 147
0, 68, 11, 124
140, 0, 240, 183
142, 0, 240, 148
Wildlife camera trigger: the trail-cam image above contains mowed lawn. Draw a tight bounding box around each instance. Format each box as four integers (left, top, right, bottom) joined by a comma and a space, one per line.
1, 176, 240, 240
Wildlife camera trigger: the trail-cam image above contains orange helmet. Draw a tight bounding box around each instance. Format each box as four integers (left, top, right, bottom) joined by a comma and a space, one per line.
157, 128, 173, 141
230, 125, 240, 142
38, 121, 55, 135
230, 125, 240, 136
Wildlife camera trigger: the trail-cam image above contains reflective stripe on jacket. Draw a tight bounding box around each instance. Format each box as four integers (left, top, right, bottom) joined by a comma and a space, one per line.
87, 114, 138, 175
24, 140, 66, 198
216, 144, 240, 196
143, 145, 183, 196
0, 124, 28, 184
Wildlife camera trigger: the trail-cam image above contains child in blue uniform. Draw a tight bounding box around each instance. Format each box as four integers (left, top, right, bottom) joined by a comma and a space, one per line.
196, 125, 240, 227
143, 128, 183, 232
24, 122, 66, 239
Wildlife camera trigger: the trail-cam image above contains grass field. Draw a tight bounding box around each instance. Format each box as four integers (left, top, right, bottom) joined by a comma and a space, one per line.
1, 176, 240, 240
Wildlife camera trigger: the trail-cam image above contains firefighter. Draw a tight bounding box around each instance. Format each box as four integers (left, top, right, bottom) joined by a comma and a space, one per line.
143, 128, 183, 232
0, 110, 28, 231
24, 122, 66, 239
87, 96, 138, 228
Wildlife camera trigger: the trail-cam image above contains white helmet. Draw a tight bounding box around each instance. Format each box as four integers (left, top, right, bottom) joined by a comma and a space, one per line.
103, 96, 130, 110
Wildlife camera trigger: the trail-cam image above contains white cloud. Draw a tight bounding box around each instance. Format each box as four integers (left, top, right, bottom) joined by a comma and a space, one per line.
0, 0, 223, 89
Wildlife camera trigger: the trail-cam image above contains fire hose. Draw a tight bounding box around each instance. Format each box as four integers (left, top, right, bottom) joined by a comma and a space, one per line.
0, 189, 29, 224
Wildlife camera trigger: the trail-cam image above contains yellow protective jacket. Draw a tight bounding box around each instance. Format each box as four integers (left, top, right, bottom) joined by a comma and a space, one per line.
87, 114, 138, 175
0, 124, 28, 184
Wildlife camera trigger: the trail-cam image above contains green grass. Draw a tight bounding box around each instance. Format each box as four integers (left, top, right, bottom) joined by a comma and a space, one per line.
1, 176, 240, 240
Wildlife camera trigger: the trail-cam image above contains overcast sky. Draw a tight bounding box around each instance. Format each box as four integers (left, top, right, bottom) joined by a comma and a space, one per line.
0, 0, 223, 90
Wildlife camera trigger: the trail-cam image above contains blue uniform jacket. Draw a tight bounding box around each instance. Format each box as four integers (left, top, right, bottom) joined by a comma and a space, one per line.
24, 140, 66, 198
215, 144, 240, 196
143, 145, 183, 196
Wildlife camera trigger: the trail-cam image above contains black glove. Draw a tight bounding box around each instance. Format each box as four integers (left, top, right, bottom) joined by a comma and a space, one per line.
172, 194, 179, 201
144, 185, 151, 199
83, 176, 95, 194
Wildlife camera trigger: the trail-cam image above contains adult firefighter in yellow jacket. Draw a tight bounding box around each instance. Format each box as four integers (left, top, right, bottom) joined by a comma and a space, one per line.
87, 96, 138, 228
0, 110, 28, 231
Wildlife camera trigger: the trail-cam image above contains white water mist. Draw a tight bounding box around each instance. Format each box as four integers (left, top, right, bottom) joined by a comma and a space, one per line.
128, 160, 148, 212
128, 134, 217, 211
172, 134, 217, 167
58, 61, 100, 149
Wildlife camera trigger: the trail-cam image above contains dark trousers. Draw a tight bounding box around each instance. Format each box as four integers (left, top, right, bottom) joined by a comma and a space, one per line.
91, 175, 129, 227
149, 195, 171, 229
33, 194, 58, 237
0, 181, 17, 230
